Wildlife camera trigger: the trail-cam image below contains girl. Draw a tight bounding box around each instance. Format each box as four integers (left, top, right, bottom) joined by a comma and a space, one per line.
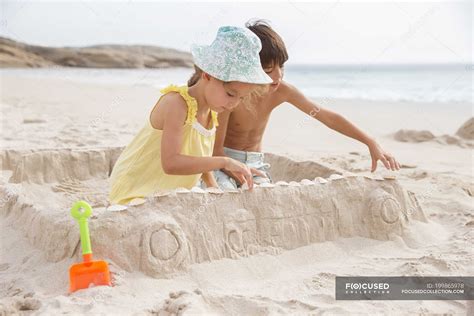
109, 26, 273, 205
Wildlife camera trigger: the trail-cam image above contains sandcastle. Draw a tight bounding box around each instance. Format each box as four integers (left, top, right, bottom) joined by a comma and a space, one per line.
0, 147, 427, 278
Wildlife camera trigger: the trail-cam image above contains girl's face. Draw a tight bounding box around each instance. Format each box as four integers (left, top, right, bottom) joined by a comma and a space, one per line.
204, 76, 254, 113
263, 64, 284, 93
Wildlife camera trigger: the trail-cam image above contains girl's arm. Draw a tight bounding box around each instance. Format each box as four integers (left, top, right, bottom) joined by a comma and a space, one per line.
158, 93, 255, 186
160, 94, 226, 174
283, 82, 400, 172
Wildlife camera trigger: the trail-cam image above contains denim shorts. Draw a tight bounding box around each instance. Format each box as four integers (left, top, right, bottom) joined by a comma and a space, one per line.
213, 147, 272, 190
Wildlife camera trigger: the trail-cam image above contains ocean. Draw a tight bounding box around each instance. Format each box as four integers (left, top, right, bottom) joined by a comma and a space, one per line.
1, 64, 472, 103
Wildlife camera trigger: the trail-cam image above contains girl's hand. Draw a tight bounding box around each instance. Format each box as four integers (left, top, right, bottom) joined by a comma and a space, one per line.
368, 141, 400, 172
223, 167, 266, 187
224, 158, 254, 189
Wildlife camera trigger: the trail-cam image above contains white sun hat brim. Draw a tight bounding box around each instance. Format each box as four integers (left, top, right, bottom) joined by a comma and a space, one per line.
190, 26, 273, 84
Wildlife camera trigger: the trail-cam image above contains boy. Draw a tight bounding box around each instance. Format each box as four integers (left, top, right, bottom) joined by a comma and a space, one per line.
212, 20, 400, 189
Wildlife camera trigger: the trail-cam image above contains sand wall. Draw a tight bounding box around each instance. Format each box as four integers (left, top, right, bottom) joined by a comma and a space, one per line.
0, 148, 427, 277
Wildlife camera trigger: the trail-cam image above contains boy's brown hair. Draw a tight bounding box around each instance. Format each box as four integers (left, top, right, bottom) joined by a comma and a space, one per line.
245, 19, 289, 68
187, 65, 202, 87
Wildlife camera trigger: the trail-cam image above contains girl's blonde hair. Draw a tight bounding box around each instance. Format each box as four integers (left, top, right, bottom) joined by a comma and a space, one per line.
187, 65, 268, 114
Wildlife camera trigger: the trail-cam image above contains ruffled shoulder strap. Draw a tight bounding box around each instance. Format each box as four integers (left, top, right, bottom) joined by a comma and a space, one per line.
159, 84, 219, 128
159, 84, 197, 124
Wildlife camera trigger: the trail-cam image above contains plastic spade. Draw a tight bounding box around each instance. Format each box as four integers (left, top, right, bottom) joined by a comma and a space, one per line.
69, 201, 111, 292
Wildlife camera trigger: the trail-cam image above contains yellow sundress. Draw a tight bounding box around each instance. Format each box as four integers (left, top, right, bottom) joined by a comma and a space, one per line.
109, 84, 218, 205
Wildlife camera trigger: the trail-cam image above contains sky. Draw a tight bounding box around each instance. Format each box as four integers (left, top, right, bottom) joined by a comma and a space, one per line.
0, 1, 472, 65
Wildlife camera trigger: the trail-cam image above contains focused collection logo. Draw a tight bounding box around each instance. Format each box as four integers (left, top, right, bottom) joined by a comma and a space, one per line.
336, 277, 473, 300
345, 282, 390, 294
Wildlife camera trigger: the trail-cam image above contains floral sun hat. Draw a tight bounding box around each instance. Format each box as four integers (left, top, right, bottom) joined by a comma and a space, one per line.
191, 26, 273, 84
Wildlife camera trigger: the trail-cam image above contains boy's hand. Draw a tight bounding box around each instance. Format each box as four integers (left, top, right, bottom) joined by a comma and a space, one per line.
368, 141, 400, 172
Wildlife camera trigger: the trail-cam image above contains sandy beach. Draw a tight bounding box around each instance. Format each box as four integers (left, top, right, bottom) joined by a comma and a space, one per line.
0, 71, 473, 315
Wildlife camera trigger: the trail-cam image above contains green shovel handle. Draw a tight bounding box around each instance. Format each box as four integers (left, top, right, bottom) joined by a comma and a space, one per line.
71, 201, 93, 255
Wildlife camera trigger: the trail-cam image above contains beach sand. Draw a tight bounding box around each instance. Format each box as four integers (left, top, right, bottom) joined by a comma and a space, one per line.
0, 73, 473, 315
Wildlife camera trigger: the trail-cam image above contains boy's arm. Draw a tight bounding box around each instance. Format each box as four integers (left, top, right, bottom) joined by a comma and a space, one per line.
284, 82, 400, 172
212, 110, 245, 184
213, 110, 231, 157
212, 109, 266, 183
201, 171, 218, 188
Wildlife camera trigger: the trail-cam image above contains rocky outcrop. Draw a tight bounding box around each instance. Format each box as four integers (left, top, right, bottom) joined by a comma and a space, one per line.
0, 37, 193, 68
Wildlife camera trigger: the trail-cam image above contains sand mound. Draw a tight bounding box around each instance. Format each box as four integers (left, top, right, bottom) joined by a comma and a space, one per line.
393, 129, 435, 142
393, 127, 473, 148
455, 117, 474, 140
0, 147, 427, 278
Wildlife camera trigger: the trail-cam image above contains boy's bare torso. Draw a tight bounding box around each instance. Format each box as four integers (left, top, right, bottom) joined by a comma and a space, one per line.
224, 82, 287, 152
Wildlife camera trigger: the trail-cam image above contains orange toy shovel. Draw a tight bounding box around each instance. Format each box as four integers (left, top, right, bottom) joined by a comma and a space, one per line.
69, 201, 111, 293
